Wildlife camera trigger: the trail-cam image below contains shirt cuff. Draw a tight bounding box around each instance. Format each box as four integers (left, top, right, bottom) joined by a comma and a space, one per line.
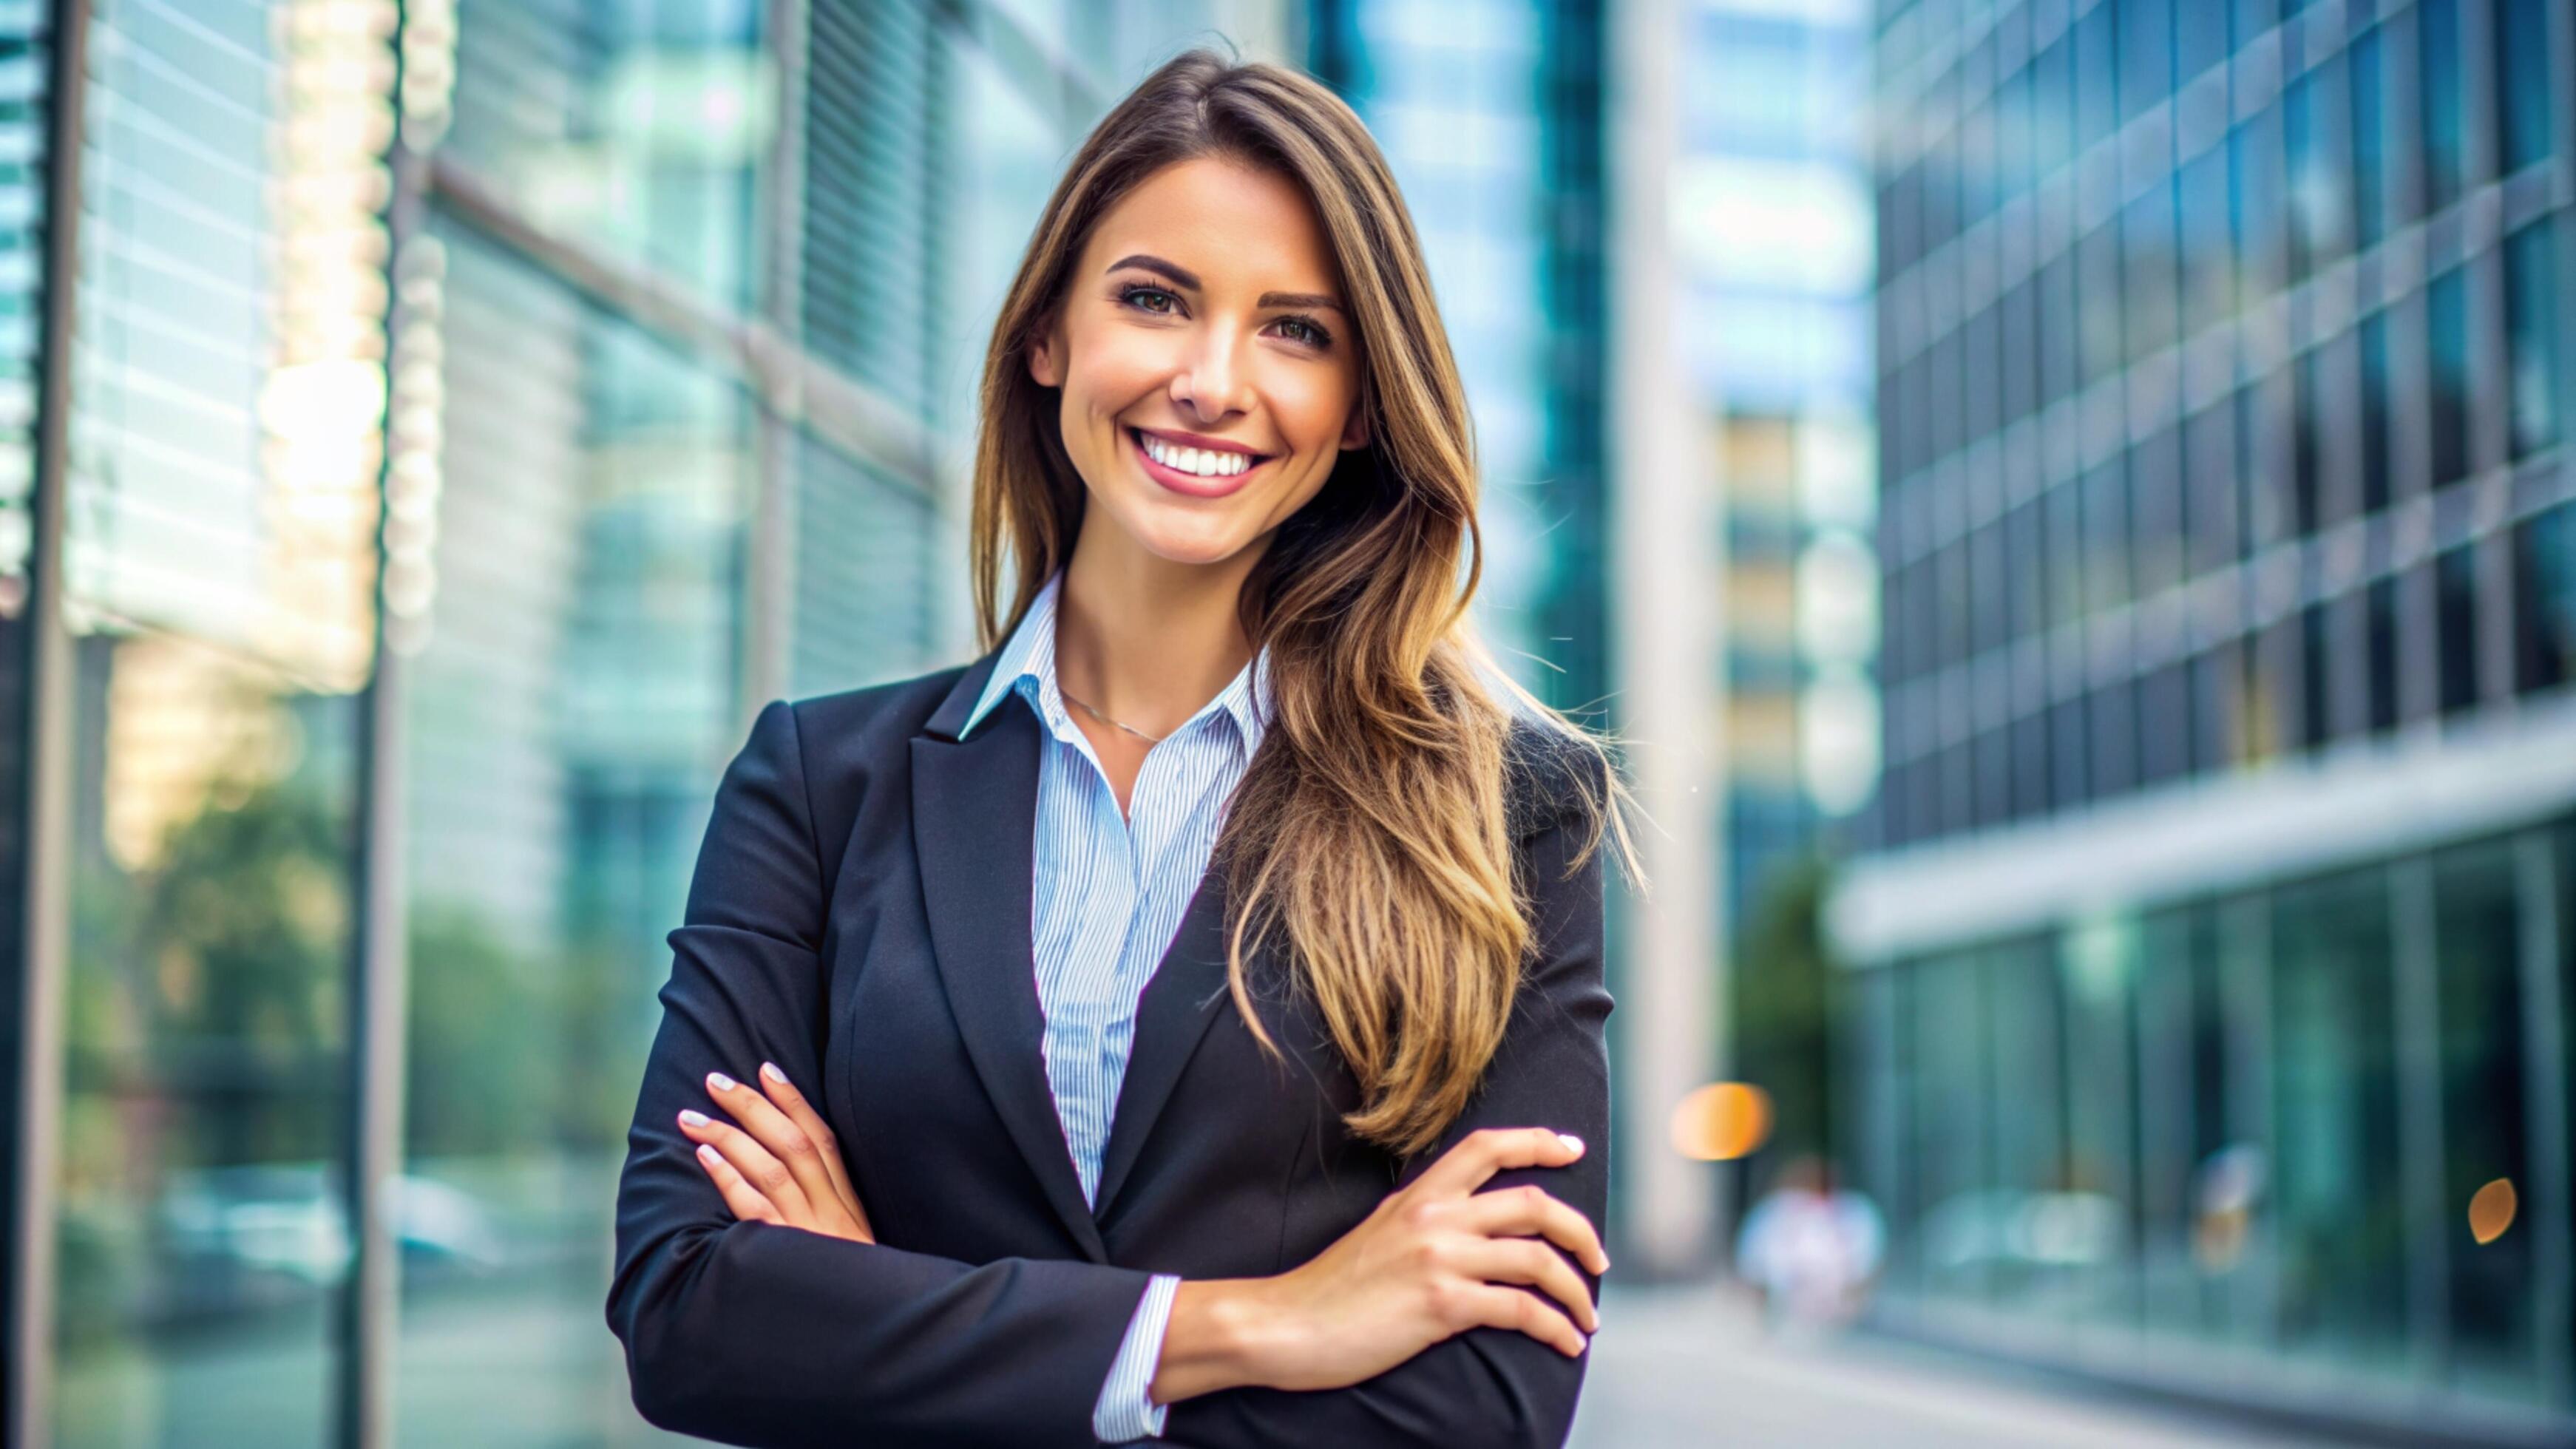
1092, 1273, 1180, 1443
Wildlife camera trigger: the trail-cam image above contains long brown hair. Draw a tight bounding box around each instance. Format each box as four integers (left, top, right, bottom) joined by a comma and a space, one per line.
969, 48, 1640, 1157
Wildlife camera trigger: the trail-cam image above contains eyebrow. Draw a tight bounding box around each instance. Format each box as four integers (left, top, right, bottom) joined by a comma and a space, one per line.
1106, 253, 1345, 314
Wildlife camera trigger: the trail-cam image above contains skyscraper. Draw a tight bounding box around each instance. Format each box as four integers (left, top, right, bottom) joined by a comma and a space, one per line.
1840, 0, 2575, 1437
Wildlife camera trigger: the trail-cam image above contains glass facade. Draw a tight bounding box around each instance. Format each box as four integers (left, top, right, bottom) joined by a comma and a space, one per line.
1678, 0, 1880, 930
1846, 0, 2576, 1436
1306, 0, 1612, 719
8, 2, 1294, 1445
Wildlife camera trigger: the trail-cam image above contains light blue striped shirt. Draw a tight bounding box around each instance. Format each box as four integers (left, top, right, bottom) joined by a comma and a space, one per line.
958, 571, 1272, 1445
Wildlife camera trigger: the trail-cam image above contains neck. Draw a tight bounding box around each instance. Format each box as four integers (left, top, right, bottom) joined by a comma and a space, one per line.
1052, 521, 1261, 738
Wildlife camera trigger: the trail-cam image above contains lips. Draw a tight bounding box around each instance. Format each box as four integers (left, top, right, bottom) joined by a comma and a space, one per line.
1127, 426, 1272, 499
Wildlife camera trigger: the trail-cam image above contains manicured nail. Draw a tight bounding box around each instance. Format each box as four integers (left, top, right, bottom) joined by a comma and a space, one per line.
759, 1061, 789, 1086
1557, 1133, 1584, 1155
707, 1071, 736, 1093
678, 1109, 710, 1127
696, 1144, 719, 1165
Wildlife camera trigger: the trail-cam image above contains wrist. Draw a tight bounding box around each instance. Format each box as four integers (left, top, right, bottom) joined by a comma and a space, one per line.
1150, 1277, 1290, 1404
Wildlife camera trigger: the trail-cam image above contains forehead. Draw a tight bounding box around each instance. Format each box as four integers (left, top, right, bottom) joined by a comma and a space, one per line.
1080, 156, 1340, 291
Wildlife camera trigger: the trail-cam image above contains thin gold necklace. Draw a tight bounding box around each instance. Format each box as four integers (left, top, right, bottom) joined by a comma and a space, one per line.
1059, 687, 1167, 744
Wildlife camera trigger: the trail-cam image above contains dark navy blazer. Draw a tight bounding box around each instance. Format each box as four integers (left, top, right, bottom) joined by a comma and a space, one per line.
604, 648, 1613, 1448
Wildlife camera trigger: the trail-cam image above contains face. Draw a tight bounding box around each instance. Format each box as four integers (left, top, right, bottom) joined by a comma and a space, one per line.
1028, 155, 1369, 570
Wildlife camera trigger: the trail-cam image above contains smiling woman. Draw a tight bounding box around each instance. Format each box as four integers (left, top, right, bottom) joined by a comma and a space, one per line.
606, 47, 1637, 1449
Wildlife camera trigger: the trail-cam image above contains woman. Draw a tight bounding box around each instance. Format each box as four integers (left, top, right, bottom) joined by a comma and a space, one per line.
606, 48, 1636, 1448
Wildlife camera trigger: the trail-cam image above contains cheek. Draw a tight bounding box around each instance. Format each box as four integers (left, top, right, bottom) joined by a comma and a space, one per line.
1061, 328, 1173, 413
1270, 368, 1363, 451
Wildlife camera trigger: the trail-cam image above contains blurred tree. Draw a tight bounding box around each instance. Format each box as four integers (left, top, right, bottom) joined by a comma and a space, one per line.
137, 776, 348, 1169
405, 903, 556, 1158
1731, 852, 1838, 1195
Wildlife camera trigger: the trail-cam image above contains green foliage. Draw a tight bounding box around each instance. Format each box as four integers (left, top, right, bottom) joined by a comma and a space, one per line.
1731, 851, 1838, 1195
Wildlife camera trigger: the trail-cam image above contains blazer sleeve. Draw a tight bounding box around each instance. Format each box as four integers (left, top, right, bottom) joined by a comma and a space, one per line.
1161, 736, 1616, 1449
603, 699, 1155, 1448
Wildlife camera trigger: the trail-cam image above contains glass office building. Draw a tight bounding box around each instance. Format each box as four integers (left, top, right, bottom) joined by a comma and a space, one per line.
1676, 0, 1879, 930
0, 1, 1292, 1445
1836, 0, 2575, 1438
1307, 0, 1613, 719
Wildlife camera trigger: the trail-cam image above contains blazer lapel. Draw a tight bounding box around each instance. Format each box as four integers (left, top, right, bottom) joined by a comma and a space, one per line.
1091, 860, 1241, 1219
910, 661, 1108, 1261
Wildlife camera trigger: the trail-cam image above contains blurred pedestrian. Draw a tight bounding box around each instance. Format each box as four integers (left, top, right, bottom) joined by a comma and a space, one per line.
1735, 1156, 1884, 1334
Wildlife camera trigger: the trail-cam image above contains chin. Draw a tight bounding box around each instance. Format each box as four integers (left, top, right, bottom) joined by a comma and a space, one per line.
1119, 511, 1264, 568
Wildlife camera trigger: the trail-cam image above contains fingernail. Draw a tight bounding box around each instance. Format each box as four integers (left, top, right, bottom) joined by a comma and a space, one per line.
696, 1144, 719, 1165
679, 1109, 710, 1127
759, 1061, 788, 1086
707, 1071, 736, 1093
1557, 1133, 1584, 1155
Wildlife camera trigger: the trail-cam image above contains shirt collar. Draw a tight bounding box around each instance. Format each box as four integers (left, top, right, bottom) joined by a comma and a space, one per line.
961, 572, 1273, 756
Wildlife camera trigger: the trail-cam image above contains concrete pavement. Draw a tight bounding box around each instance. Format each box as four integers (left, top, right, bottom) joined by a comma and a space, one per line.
1569, 1285, 2348, 1448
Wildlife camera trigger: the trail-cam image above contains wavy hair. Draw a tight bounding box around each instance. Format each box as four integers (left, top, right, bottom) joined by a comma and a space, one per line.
969, 48, 1640, 1156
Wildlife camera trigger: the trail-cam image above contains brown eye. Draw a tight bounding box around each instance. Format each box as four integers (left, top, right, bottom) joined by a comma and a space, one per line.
1274, 316, 1332, 349
1120, 284, 1181, 314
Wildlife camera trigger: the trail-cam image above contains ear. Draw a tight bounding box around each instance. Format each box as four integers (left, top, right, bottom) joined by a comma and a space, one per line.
1026, 320, 1063, 388
1340, 404, 1370, 450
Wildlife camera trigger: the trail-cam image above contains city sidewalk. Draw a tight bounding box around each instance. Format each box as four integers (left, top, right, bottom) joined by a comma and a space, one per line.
1569, 1284, 2342, 1448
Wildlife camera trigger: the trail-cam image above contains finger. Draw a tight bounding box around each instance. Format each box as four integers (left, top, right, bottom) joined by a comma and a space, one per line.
756, 1061, 867, 1230
1460, 1281, 1588, 1358
1414, 1127, 1584, 1198
679, 1107, 815, 1224
691, 1142, 783, 1225
1457, 1238, 1599, 1334
702, 1070, 842, 1226
1457, 1184, 1610, 1276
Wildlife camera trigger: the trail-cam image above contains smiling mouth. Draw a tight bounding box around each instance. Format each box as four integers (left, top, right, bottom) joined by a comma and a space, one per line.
1127, 427, 1275, 495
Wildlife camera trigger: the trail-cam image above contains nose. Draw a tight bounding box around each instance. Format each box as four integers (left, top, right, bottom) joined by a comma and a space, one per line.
1168, 327, 1252, 423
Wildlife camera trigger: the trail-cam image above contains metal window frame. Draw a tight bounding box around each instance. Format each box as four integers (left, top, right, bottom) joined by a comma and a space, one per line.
5, 2, 87, 1444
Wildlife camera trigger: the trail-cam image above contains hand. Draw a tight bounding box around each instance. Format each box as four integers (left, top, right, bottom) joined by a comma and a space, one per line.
1154, 1127, 1607, 1401
679, 1061, 875, 1245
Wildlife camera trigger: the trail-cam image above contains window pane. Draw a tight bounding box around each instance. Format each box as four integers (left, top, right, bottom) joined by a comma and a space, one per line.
2300, 601, 2332, 749
2367, 576, 2399, 733
2504, 220, 2560, 461
2433, 843, 2541, 1401
2359, 311, 2391, 512
2041, 252, 2081, 407
2125, 179, 2180, 362
2517, 504, 2576, 695
2075, 3, 2121, 152
2084, 458, 2132, 613
2428, 268, 2472, 487
1916, 950, 1996, 1299
2061, 914, 2144, 1328
2438, 543, 2481, 713
2271, 867, 2409, 1373
2283, 63, 2348, 282
54, 2, 369, 1437
2140, 906, 2231, 1334
2231, 111, 2285, 303
2180, 142, 2235, 337
2123, 0, 2175, 120
2495, 0, 2555, 176
396, 223, 759, 1445
56, 644, 358, 1445
2292, 352, 2322, 535
2419, 0, 2464, 211
2080, 223, 2126, 386
2350, 27, 2385, 248
1984, 939, 2067, 1311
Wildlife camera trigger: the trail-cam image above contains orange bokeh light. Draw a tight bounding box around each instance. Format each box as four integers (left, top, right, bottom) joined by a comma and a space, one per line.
2469, 1178, 2518, 1245
1672, 1082, 1774, 1161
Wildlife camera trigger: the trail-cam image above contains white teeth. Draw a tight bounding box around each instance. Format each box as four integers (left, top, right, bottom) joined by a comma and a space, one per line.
1140, 433, 1253, 478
